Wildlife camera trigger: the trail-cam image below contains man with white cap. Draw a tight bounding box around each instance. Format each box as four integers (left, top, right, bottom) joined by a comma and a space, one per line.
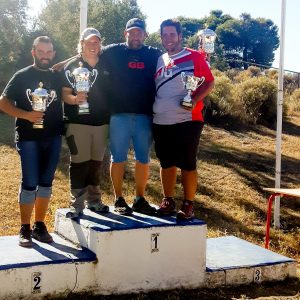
62, 28, 110, 218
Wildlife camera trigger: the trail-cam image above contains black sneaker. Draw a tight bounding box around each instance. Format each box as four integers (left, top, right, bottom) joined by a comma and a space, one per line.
32, 222, 53, 243
114, 197, 133, 215
19, 225, 32, 248
132, 197, 156, 215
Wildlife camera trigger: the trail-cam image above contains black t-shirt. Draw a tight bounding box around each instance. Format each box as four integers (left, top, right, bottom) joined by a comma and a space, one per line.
1, 65, 63, 142
62, 56, 110, 126
101, 43, 162, 115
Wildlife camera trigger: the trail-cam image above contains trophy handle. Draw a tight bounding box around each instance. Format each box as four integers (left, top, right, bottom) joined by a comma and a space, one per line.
197, 76, 206, 88
26, 89, 33, 106
65, 70, 75, 88
47, 90, 57, 107
90, 69, 98, 87
181, 72, 188, 88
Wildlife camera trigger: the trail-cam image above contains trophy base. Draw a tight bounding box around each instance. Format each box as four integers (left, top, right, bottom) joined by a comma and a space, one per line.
78, 109, 90, 115
33, 123, 44, 129
180, 100, 193, 108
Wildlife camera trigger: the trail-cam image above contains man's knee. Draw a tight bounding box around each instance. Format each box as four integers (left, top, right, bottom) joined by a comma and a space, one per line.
37, 186, 52, 199
19, 188, 36, 204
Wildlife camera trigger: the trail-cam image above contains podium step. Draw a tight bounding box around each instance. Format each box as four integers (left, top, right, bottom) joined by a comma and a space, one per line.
205, 236, 296, 287
55, 207, 207, 294
0, 213, 296, 299
0, 234, 96, 298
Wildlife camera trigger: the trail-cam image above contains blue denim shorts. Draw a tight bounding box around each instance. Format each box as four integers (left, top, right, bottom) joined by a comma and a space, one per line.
110, 113, 153, 164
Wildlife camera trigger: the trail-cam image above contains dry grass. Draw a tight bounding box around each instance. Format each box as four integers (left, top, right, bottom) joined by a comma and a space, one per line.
0, 112, 299, 299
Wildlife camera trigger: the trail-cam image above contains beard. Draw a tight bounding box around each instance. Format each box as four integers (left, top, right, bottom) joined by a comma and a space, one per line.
34, 57, 52, 70
127, 40, 143, 50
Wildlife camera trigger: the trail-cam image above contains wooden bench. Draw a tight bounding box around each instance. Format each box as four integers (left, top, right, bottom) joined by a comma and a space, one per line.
263, 188, 300, 249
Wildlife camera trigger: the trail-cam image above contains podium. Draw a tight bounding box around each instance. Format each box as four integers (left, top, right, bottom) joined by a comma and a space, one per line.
55, 208, 207, 294
0, 207, 296, 299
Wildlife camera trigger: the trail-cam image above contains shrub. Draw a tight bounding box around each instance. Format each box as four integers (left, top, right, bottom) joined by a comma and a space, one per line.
234, 66, 264, 83
232, 76, 277, 125
205, 73, 234, 121
285, 88, 300, 114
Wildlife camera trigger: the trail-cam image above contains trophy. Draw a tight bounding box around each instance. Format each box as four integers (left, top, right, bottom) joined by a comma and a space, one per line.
180, 72, 205, 108
26, 82, 56, 129
65, 62, 98, 114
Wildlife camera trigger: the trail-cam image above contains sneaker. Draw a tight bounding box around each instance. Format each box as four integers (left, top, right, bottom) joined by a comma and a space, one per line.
114, 197, 133, 215
19, 225, 32, 248
157, 197, 176, 216
86, 201, 109, 213
65, 207, 83, 219
177, 200, 195, 220
32, 222, 53, 243
132, 197, 156, 215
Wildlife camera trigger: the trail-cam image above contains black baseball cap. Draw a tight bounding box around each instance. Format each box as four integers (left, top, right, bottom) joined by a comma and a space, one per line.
125, 18, 146, 31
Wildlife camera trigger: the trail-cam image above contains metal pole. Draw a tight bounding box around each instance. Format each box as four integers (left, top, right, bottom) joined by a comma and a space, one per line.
274, 0, 286, 229
80, 0, 88, 34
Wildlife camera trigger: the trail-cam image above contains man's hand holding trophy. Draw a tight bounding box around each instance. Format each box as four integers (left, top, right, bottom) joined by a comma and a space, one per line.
180, 72, 205, 110
65, 61, 98, 115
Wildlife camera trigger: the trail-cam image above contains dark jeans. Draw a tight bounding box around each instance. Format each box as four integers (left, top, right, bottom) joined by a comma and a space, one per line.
16, 135, 62, 203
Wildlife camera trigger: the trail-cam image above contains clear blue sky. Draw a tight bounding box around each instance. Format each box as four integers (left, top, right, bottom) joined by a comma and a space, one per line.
29, 0, 299, 72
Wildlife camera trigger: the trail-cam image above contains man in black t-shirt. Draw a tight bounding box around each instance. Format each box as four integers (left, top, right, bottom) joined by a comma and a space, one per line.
102, 18, 162, 216
0, 36, 63, 247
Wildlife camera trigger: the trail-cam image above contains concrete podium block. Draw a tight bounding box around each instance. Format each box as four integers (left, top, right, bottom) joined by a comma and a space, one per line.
0, 235, 96, 299
55, 208, 207, 294
205, 236, 296, 287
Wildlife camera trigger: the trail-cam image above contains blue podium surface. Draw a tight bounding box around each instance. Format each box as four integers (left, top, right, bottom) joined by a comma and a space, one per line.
0, 234, 96, 271
57, 207, 206, 232
206, 236, 295, 271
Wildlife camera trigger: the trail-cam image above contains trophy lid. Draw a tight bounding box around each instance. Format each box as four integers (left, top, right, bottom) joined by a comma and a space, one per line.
32, 82, 48, 97
73, 61, 90, 76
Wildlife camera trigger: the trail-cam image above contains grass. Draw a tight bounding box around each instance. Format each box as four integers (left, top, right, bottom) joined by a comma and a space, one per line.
0, 111, 299, 299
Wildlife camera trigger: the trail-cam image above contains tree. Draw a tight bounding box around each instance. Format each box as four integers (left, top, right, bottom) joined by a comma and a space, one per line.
217, 13, 279, 69
0, 0, 28, 88
89, 0, 145, 45
202, 10, 232, 31
145, 32, 163, 51
37, 0, 80, 58
36, 0, 145, 58
177, 16, 204, 41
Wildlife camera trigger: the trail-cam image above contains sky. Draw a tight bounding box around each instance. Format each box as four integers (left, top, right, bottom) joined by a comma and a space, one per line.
28, 0, 299, 73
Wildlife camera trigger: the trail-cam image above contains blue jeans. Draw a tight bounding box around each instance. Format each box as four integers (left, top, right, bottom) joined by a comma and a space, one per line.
16, 136, 62, 204
110, 114, 153, 163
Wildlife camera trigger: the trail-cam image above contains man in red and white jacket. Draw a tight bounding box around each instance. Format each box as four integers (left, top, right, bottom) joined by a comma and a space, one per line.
153, 18, 214, 220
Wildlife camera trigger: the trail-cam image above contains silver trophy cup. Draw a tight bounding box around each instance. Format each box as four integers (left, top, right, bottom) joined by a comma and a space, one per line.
65, 62, 98, 114
26, 82, 56, 129
181, 72, 205, 108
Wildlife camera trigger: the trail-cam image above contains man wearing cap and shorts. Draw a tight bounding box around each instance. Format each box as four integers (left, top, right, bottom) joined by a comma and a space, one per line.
153, 19, 214, 220
62, 28, 110, 218
101, 18, 161, 215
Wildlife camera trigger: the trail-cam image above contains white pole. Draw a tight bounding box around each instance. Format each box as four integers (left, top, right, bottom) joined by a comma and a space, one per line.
80, 0, 88, 34
274, 0, 286, 229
